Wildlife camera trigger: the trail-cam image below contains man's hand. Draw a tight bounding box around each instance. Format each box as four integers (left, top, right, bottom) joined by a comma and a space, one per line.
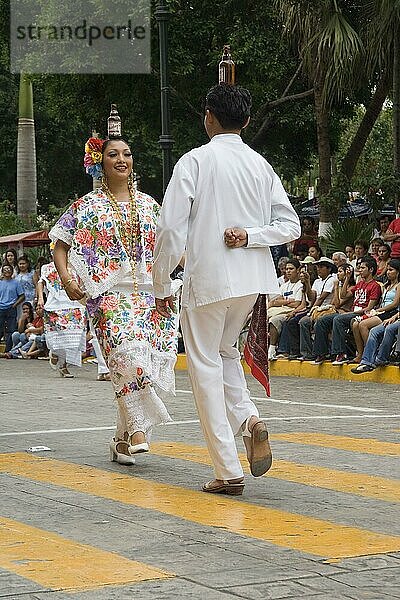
224, 228, 248, 248
64, 280, 86, 301
155, 296, 176, 318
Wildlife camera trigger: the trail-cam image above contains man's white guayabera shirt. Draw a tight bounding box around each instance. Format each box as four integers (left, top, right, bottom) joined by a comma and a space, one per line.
153, 134, 301, 307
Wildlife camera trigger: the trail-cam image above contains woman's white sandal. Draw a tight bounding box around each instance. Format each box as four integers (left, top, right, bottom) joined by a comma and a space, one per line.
242, 417, 272, 477
110, 439, 135, 465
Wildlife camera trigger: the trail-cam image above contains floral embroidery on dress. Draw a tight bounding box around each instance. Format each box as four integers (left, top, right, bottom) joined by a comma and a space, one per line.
49, 190, 160, 297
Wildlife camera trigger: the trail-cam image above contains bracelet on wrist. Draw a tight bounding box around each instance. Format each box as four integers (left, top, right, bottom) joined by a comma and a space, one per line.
63, 278, 74, 288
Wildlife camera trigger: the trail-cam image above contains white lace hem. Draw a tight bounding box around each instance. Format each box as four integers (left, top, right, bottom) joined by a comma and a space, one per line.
115, 386, 172, 437
108, 340, 177, 394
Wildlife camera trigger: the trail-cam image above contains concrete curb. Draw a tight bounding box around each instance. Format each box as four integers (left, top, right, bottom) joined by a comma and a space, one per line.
175, 354, 400, 385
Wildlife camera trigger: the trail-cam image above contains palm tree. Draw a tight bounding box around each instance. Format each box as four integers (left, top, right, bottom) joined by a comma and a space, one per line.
17, 74, 37, 223
274, 0, 363, 233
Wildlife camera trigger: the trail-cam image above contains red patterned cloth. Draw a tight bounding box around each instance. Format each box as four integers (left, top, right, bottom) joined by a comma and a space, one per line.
243, 294, 270, 397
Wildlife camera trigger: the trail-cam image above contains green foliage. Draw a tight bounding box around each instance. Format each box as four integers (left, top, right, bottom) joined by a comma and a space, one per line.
0, 201, 29, 236
336, 105, 395, 205
0, 0, 319, 212
323, 219, 374, 255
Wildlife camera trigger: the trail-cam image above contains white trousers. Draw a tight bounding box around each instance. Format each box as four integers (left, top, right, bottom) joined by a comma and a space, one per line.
181, 294, 259, 480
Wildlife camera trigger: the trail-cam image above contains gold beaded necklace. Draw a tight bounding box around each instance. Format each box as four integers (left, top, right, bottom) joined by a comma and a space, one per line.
102, 178, 139, 296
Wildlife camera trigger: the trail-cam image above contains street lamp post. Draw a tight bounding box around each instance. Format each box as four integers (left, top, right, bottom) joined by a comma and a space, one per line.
155, 0, 174, 195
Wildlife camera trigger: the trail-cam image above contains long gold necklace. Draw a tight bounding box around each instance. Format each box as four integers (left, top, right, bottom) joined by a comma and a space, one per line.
102, 179, 139, 296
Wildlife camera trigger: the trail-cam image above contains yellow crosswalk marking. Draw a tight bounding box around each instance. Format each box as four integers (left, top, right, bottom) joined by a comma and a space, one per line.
272, 433, 400, 456
1, 453, 399, 560
150, 442, 400, 503
0, 517, 172, 591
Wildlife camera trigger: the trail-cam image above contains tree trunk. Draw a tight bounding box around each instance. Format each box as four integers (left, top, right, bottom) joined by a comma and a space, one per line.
17, 74, 37, 223
314, 76, 332, 235
393, 29, 400, 203
341, 73, 390, 181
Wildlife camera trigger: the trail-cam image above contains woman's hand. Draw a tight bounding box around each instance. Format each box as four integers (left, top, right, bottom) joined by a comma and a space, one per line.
37, 298, 44, 310
64, 280, 86, 301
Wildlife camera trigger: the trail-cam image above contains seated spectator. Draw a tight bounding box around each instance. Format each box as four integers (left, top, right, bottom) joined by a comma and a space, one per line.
345, 243, 355, 262
370, 238, 384, 262
267, 258, 303, 360
308, 244, 323, 261
283, 257, 335, 359
0, 264, 25, 351
376, 243, 391, 280
9, 301, 34, 351
332, 252, 347, 269
297, 257, 336, 360
15, 255, 36, 318
351, 313, 400, 373
312, 256, 381, 364
8, 305, 45, 359
351, 259, 400, 362
383, 199, 400, 258
294, 243, 310, 262
332, 264, 356, 313
277, 256, 290, 286
292, 217, 318, 257
351, 239, 370, 280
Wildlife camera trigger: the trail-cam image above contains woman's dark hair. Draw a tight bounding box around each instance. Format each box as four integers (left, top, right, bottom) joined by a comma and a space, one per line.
101, 137, 131, 167
17, 253, 31, 273
378, 243, 391, 255
205, 84, 252, 129
386, 259, 400, 278
309, 243, 322, 257
21, 301, 34, 322
3, 248, 17, 266
286, 258, 301, 269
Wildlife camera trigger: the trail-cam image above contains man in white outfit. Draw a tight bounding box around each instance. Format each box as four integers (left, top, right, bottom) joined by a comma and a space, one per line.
153, 85, 300, 495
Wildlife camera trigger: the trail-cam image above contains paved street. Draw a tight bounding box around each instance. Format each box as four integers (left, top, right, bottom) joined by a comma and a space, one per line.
0, 359, 399, 599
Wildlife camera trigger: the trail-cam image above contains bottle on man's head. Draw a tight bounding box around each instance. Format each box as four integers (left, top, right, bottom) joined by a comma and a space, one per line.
107, 104, 122, 138
218, 45, 235, 85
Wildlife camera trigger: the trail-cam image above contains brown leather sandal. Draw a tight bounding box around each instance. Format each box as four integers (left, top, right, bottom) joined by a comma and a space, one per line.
202, 478, 245, 496
242, 417, 272, 477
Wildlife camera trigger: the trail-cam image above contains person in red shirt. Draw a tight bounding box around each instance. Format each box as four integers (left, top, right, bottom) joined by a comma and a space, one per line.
312, 257, 381, 364
384, 200, 400, 258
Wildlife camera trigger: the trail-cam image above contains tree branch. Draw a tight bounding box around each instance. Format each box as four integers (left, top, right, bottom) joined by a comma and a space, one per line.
250, 89, 314, 148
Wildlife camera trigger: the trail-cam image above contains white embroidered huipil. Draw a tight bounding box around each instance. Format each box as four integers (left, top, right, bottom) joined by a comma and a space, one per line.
153, 133, 301, 482
153, 134, 301, 305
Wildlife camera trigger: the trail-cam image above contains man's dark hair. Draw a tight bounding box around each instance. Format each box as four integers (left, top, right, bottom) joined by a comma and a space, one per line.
286, 258, 301, 269
359, 256, 377, 275
205, 84, 252, 129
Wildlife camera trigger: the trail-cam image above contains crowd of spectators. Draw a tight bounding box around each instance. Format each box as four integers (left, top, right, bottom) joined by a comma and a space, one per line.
269, 206, 400, 374
0, 251, 108, 379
